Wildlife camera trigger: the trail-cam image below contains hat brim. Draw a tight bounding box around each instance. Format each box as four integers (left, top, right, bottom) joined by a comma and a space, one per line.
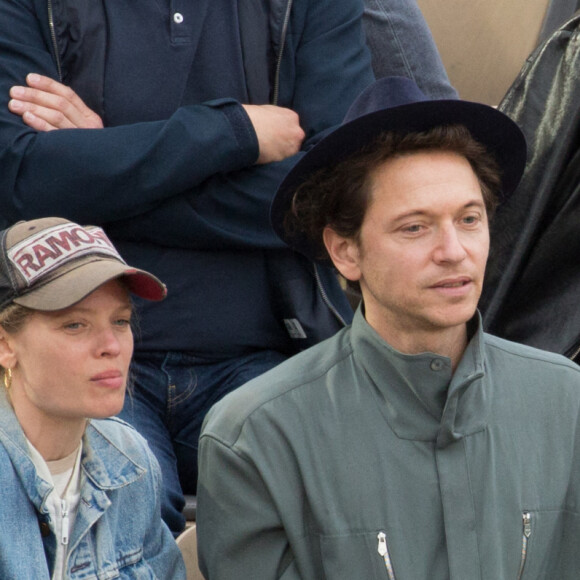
13, 258, 167, 311
271, 99, 527, 258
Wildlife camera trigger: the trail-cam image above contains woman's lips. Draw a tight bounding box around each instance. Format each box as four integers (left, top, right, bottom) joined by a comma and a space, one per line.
90, 370, 124, 389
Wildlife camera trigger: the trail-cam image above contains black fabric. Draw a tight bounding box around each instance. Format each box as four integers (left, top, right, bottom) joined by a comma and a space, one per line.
52, 0, 108, 117
538, 1, 578, 43
238, 0, 272, 104
480, 13, 580, 358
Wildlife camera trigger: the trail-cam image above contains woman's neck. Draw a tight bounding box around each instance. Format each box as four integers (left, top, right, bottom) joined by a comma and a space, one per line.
9, 390, 86, 460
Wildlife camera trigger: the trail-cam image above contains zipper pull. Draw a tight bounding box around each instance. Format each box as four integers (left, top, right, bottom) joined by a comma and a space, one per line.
377, 531, 396, 580
377, 531, 387, 556
523, 511, 531, 538
61, 498, 69, 545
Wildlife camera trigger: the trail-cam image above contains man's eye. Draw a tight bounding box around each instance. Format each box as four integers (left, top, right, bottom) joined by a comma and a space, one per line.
403, 224, 423, 233
64, 322, 83, 330
114, 318, 131, 327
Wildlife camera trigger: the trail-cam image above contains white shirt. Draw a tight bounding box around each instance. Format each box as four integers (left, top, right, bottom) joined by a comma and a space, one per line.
26, 440, 83, 580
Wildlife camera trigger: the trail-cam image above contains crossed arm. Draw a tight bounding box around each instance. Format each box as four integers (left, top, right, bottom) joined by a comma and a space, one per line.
0, 0, 373, 245
9, 73, 305, 165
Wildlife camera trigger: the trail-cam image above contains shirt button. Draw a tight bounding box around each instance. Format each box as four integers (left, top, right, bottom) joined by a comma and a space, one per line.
173, 12, 184, 24
430, 359, 444, 372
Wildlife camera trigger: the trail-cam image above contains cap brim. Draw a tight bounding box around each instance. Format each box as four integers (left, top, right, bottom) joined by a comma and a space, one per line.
13, 259, 167, 311
272, 99, 527, 258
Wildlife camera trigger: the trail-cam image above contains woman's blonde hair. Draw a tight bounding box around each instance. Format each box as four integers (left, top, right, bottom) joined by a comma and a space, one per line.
0, 303, 33, 335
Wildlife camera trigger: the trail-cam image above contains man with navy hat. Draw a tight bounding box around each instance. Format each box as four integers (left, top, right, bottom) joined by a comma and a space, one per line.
196, 77, 580, 579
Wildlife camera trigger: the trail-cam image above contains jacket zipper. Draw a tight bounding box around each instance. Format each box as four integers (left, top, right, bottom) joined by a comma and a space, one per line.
568, 340, 580, 362
313, 263, 348, 326
517, 511, 531, 580
61, 498, 70, 545
47, 0, 63, 82
377, 531, 396, 580
271, 0, 293, 105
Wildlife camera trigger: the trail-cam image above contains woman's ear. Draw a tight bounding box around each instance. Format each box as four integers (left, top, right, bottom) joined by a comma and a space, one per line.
323, 226, 362, 283
0, 330, 17, 371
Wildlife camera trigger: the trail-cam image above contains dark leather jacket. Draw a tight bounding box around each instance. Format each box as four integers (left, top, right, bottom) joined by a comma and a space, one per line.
480, 13, 580, 360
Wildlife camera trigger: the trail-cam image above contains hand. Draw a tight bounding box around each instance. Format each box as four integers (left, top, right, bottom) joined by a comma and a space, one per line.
242, 104, 305, 164
9, 73, 103, 131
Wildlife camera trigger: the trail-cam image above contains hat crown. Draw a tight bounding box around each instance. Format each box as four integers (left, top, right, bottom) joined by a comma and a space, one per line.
343, 76, 428, 124
0, 217, 166, 310
272, 76, 527, 260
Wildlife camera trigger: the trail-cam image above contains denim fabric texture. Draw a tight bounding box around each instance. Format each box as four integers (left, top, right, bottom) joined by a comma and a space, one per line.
363, 0, 458, 99
121, 350, 288, 534
0, 388, 185, 579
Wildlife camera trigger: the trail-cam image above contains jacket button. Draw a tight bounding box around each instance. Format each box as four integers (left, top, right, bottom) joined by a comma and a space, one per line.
430, 359, 444, 371
39, 522, 51, 537
173, 12, 184, 23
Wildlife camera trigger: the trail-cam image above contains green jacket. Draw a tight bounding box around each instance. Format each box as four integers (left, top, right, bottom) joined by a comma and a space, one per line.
198, 309, 580, 579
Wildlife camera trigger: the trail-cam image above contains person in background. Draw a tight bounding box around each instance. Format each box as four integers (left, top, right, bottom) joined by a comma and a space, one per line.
197, 77, 580, 579
0, 0, 456, 535
0, 0, 374, 534
0, 217, 185, 579
363, 0, 458, 98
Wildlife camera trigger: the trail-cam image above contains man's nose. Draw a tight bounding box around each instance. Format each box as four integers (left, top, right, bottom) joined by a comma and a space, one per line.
432, 225, 468, 264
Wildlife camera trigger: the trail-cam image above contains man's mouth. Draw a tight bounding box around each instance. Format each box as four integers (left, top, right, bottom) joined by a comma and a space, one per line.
429, 277, 473, 293
437, 280, 468, 288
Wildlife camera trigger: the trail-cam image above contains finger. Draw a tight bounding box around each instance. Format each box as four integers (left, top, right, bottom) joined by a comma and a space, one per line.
11, 77, 103, 129
21, 110, 58, 132
26, 73, 87, 111
26, 73, 103, 128
10, 84, 75, 116
9, 99, 75, 129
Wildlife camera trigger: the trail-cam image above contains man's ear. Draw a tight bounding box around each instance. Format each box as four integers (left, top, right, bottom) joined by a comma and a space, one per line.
0, 330, 17, 371
323, 226, 362, 283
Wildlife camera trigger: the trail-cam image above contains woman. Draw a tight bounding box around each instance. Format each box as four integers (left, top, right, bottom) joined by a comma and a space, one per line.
0, 217, 185, 578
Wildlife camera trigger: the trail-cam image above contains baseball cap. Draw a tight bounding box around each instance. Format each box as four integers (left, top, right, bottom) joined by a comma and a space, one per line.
0, 217, 167, 311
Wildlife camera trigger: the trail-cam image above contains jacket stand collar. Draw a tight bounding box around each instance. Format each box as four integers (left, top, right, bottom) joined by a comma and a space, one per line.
351, 308, 489, 446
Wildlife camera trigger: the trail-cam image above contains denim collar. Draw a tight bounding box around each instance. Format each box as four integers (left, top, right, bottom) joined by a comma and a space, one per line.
0, 388, 146, 513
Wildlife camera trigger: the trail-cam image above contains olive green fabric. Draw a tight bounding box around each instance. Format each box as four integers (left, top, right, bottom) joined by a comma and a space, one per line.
198, 308, 580, 579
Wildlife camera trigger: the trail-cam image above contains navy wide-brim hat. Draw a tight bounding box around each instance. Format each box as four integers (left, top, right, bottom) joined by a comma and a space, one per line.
271, 76, 527, 258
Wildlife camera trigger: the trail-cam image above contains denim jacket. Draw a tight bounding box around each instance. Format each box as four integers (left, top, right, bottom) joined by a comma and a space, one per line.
0, 388, 185, 579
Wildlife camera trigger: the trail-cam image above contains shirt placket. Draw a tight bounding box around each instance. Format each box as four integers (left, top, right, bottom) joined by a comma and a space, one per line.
170, 0, 192, 43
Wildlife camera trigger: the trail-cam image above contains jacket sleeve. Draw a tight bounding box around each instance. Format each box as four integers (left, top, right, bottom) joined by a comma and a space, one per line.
100, 0, 376, 250
0, 0, 259, 226
197, 434, 301, 580
362, 0, 458, 99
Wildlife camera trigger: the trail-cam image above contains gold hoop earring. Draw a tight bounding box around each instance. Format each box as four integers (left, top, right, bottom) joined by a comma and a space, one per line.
3, 368, 12, 390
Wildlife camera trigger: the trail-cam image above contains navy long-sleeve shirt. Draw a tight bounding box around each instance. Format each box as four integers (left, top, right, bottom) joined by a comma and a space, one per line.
0, 0, 374, 355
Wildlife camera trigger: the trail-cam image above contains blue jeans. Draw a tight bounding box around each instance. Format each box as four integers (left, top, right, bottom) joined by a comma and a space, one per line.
119, 349, 288, 535
363, 0, 458, 99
